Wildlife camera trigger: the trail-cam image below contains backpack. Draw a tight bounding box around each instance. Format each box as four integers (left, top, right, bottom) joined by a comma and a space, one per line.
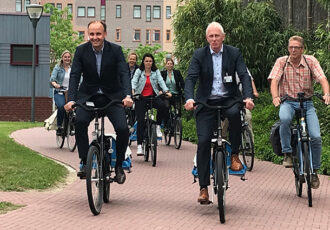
270, 121, 283, 156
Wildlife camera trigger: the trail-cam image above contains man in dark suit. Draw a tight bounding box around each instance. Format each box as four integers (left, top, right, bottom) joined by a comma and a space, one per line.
64, 20, 133, 184
184, 22, 254, 204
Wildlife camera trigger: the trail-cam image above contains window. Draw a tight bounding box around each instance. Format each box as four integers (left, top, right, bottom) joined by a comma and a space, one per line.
101, 5, 106, 20
146, 5, 151, 22
24, 0, 30, 12
77, 7, 85, 17
166, 6, 171, 19
116, 5, 121, 18
146, 29, 151, 44
153, 30, 160, 42
134, 29, 141, 41
133, 5, 141, 19
116, 28, 121, 42
16, 0, 22, 12
166, 30, 171, 41
78, 31, 85, 38
153, 6, 161, 19
67, 4, 73, 15
56, 3, 62, 10
87, 7, 95, 17
10, 44, 38, 66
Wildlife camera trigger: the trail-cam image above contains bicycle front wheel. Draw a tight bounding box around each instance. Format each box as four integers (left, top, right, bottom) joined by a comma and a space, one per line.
174, 117, 182, 149
67, 115, 76, 152
150, 123, 157, 167
215, 150, 226, 224
86, 145, 103, 215
241, 127, 254, 171
303, 142, 312, 207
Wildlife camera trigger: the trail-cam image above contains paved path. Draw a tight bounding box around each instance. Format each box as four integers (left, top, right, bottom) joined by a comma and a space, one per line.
0, 123, 329, 230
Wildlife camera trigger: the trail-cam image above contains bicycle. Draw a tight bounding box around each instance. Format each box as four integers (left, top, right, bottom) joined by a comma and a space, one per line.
74, 97, 126, 215
192, 100, 247, 224
163, 94, 183, 149
281, 92, 324, 207
239, 108, 254, 171
133, 94, 165, 167
55, 87, 77, 152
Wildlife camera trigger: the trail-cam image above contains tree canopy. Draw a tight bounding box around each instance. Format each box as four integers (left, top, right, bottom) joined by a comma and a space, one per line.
44, 4, 83, 70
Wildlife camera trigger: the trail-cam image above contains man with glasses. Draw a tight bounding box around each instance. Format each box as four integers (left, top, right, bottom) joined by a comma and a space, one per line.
268, 35, 330, 189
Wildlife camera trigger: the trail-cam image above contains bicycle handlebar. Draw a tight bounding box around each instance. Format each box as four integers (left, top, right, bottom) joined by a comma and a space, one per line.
132, 93, 168, 101
73, 99, 123, 112
280, 92, 324, 103
194, 99, 244, 110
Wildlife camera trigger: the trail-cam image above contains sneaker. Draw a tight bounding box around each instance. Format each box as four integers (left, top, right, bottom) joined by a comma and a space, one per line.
137, 144, 143, 156
311, 173, 320, 189
77, 162, 86, 179
283, 153, 293, 168
156, 125, 162, 138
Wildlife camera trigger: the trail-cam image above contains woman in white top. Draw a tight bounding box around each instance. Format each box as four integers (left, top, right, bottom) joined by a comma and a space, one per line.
50, 50, 72, 135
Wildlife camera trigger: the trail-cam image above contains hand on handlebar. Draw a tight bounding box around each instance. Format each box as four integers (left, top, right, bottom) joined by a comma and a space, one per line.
184, 99, 196, 111
64, 101, 75, 111
244, 98, 255, 110
272, 97, 281, 107
123, 96, 133, 107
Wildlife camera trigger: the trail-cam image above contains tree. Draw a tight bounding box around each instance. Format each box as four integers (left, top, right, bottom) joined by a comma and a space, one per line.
173, 0, 299, 89
123, 44, 168, 70
44, 4, 84, 70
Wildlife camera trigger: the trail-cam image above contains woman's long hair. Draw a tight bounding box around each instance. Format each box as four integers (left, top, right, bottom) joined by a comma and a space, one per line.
58, 50, 72, 68
139, 53, 158, 71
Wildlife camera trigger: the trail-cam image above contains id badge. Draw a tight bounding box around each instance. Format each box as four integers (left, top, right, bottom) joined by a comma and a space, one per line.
224, 75, 233, 83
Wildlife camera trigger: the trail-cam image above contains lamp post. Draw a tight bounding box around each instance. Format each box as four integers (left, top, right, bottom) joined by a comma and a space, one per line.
26, 4, 43, 122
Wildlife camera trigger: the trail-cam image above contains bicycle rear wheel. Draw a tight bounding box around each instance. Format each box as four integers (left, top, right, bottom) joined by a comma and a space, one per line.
150, 123, 157, 167
143, 139, 149, 162
292, 147, 302, 197
215, 150, 226, 224
174, 117, 182, 149
86, 145, 103, 215
67, 114, 76, 152
241, 127, 254, 171
56, 131, 65, 148
303, 142, 312, 207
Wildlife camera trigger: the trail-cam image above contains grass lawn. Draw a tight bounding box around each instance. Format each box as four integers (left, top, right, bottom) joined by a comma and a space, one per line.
0, 202, 25, 214
0, 122, 68, 192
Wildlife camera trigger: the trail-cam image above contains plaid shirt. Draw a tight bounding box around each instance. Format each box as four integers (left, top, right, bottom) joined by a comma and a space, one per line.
268, 55, 325, 98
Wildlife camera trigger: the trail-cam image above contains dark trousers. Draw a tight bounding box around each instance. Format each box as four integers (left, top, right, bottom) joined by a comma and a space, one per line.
196, 98, 242, 186
135, 97, 168, 144
75, 97, 129, 167
156, 97, 182, 123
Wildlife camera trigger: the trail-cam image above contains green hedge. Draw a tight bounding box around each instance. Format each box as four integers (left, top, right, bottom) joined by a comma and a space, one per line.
182, 91, 330, 175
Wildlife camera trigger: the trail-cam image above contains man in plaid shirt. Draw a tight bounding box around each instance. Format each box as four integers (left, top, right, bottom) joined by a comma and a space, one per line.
268, 35, 330, 189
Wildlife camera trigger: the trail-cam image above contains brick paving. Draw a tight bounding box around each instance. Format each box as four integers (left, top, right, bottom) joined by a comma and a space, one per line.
0, 122, 329, 230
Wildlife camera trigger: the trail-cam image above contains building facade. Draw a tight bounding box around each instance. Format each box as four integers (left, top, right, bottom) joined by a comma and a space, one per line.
2, 0, 178, 54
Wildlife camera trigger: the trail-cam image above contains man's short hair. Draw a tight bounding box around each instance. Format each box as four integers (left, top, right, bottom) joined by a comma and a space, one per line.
206, 22, 225, 35
289, 35, 304, 47
128, 52, 138, 59
88, 20, 107, 32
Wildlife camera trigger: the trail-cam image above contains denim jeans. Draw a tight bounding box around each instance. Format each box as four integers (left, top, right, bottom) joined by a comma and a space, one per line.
54, 91, 66, 127
279, 101, 322, 169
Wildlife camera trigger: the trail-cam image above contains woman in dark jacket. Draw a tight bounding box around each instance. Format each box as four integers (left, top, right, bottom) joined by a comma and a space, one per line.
158, 58, 185, 126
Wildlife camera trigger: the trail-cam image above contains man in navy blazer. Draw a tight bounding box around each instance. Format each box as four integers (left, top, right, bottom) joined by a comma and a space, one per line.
184, 22, 255, 204
65, 20, 133, 184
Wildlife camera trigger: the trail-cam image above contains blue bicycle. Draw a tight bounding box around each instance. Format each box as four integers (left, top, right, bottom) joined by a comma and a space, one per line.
282, 92, 324, 207
75, 97, 132, 215
192, 100, 247, 223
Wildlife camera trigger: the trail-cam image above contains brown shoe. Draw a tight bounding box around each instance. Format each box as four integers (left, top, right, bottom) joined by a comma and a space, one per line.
197, 188, 210, 204
231, 154, 243, 171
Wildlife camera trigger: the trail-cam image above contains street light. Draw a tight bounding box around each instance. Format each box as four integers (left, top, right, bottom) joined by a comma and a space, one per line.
26, 4, 43, 122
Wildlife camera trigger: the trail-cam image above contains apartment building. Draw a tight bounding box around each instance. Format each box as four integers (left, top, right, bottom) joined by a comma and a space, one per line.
2, 0, 177, 54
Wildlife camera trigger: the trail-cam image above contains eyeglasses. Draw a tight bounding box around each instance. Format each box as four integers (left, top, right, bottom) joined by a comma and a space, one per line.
288, 46, 303, 50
